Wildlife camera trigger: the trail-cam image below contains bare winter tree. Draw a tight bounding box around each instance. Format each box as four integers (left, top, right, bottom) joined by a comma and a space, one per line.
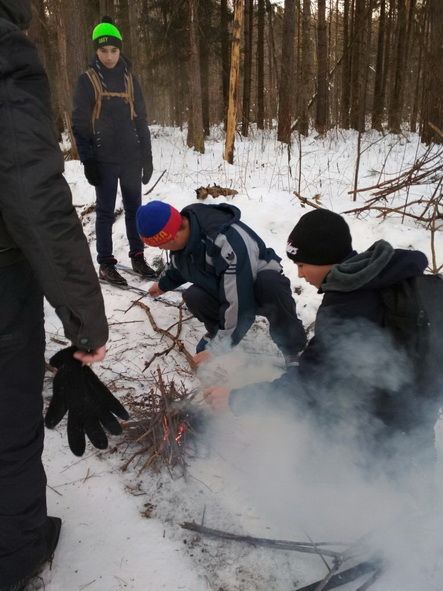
224, 0, 244, 163
349, 0, 367, 132
297, 0, 313, 135
388, 0, 409, 133
315, 0, 329, 134
372, 0, 386, 131
221, 0, 231, 124
256, 0, 265, 129
421, 0, 443, 144
340, 0, 351, 129
187, 0, 205, 153
241, 0, 254, 137
277, 0, 297, 143
198, 1, 212, 136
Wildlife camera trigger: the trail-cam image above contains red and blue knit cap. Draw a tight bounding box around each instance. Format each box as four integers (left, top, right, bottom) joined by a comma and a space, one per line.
136, 201, 183, 247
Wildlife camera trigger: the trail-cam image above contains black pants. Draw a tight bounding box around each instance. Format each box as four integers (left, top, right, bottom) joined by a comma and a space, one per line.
95, 161, 144, 264
0, 261, 48, 587
183, 270, 306, 357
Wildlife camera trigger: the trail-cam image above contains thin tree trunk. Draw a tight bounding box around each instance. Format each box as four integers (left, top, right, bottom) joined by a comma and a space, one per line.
187, 0, 205, 153
277, 0, 297, 143
388, 0, 408, 133
266, 0, 280, 90
224, 0, 244, 163
241, 0, 254, 136
361, 0, 372, 127
199, 0, 211, 136
298, 0, 312, 135
372, 0, 385, 130
340, 0, 351, 128
410, 9, 425, 133
221, 0, 231, 125
350, 0, 365, 131
421, 0, 443, 143
315, 0, 329, 133
257, 0, 265, 129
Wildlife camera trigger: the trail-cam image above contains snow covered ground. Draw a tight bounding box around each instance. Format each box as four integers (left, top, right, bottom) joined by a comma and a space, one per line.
36, 127, 443, 590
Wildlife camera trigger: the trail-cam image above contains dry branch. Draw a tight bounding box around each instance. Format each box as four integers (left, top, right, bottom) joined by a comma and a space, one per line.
134, 300, 197, 372
181, 522, 345, 557
293, 192, 323, 209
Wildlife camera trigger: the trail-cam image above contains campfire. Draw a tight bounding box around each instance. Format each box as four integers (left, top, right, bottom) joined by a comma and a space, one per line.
120, 368, 206, 475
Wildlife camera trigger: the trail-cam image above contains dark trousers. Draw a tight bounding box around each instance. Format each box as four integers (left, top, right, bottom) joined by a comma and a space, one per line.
183, 270, 306, 357
95, 161, 144, 264
0, 261, 48, 587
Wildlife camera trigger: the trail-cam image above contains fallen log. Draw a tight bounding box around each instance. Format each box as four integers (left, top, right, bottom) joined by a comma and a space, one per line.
195, 184, 238, 200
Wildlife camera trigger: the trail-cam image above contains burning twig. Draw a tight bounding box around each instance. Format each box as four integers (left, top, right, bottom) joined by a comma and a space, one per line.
121, 370, 205, 474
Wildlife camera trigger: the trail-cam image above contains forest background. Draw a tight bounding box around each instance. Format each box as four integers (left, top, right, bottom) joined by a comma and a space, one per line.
28, 0, 443, 157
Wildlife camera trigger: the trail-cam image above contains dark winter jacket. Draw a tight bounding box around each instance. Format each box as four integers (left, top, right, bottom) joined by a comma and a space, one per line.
230, 240, 430, 430
72, 57, 152, 165
158, 203, 283, 349
0, 8, 108, 350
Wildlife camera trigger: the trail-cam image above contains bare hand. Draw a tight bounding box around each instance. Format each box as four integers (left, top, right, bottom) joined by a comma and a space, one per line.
193, 350, 213, 366
148, 282, 165, 297
203, 386, 231, 412
73, 345, 107, 364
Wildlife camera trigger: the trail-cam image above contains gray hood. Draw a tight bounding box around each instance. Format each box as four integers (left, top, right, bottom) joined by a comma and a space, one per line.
322, 239, 427, 293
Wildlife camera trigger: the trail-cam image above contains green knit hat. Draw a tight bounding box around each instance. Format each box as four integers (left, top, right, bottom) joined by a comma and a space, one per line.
92, 16, 122, 50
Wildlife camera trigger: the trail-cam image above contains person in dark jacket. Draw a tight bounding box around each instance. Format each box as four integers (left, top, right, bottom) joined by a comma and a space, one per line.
136, 201, 307, 365
72, 16, 156, 286
0, 2, 110, 589
204, 210, 438, 469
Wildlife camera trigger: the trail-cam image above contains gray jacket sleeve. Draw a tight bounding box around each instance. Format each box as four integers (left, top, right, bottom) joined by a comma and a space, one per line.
0, 24, 108, 350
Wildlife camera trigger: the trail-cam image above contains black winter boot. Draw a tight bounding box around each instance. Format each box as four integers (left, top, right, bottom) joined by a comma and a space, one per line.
99, 264, 128, 286
131, 255, 157, 278
0, 517, 62, 591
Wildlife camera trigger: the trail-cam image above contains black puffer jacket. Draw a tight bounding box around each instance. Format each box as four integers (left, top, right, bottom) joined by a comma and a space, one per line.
0, 3, 108, 350
231, 241, 430, 430
72, 58, 152, 165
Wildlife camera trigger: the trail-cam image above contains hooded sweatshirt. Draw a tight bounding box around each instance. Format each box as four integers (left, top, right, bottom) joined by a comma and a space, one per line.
230, 240, 429, 429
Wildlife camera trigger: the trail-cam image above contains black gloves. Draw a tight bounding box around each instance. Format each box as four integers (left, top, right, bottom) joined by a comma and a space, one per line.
45, 347, 129, 456
142, 155, 153, 185
83, 159, 100, 186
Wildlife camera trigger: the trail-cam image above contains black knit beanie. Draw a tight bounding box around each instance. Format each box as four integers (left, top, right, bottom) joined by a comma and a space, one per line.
286, 209, 353, 265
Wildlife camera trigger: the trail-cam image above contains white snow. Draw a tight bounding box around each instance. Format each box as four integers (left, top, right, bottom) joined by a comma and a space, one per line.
36, 127, 443, 590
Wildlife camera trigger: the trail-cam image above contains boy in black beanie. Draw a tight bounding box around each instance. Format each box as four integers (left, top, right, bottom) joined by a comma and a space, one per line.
204, 209, 438, 474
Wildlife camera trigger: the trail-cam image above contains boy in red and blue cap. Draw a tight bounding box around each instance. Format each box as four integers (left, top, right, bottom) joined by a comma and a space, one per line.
136, 200, 306, 366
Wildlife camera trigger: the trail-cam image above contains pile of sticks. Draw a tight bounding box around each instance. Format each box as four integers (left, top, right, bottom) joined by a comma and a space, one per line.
121, 368, 205, 475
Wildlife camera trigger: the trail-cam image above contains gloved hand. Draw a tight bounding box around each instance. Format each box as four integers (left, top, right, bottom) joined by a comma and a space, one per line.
83, 159, 100, 186
45, 347, 129, 456
142, 155, 153, 185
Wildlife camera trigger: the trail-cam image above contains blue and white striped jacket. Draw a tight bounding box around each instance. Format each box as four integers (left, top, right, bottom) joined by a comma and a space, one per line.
158, 203, 282, 348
